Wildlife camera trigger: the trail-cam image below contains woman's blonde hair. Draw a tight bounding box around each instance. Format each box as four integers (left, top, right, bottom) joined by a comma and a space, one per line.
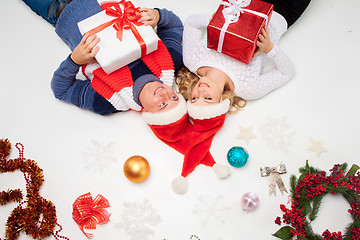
176, 65, 246, 113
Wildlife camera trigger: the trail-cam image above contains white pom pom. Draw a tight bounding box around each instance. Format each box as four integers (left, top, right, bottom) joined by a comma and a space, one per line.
213, 163, 231, 179
171, 176, 188, 194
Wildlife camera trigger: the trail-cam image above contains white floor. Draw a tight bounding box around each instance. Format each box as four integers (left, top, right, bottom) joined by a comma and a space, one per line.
1, 0, 360, 239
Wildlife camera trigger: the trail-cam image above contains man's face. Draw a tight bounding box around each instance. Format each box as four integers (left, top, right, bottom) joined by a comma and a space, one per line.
139, 81, 179, 113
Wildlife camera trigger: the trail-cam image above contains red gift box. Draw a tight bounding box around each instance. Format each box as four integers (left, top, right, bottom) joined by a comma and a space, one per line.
207, 0, 273, 64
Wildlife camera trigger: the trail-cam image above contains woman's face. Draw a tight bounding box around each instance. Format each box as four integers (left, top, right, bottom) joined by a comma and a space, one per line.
191, 76, 223, 105
139, 81, 179, 113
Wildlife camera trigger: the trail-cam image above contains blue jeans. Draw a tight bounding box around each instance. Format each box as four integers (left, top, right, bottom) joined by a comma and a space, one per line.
22, 0, 69, 26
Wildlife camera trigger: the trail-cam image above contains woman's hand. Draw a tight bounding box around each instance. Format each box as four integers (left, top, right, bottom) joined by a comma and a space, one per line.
253, 26, 274, 58
138, 8, 160, 29
70, 33, 100, 65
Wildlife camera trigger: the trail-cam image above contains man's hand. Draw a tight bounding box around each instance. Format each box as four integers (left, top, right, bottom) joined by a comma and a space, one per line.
138, 8, 160, 29
70, 33, 100, 65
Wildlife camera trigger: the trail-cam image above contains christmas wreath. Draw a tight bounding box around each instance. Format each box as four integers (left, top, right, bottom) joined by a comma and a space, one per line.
273, 161, 360, 240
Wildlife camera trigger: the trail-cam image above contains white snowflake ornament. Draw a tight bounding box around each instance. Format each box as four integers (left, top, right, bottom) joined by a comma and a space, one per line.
192, 195, 231, 226
115, 199, 161, 240
81, 140, 120, 174
258, 115, 296, 152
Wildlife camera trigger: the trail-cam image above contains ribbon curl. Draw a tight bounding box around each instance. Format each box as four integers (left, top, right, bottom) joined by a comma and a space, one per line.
85, 0, 147, 57
260, 164, 288, 196
72, 192, 111, 239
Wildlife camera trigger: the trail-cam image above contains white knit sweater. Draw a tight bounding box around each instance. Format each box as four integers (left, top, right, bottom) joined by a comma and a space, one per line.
183, 12, 295, 100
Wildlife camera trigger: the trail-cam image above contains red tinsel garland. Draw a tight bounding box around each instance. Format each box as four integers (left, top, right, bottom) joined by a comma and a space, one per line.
0, 189, 23, 205
0, 139, 68, 240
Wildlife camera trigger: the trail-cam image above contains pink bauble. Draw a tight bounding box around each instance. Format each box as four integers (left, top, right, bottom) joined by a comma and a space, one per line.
241, 192, 259, 212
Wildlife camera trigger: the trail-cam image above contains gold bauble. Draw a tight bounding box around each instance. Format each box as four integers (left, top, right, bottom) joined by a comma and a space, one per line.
123, 155, 150, 183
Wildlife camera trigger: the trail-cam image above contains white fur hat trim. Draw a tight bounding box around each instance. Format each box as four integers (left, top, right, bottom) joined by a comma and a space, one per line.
142, 94, 187, 125
187, 99, 230, 120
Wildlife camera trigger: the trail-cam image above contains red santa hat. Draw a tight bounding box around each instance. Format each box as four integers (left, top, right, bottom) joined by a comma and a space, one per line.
142, 94, 191, 153
142, 93, 187, 127
184, 99, 231, 174
186, 98, 230, 122
172, 99, 232, 194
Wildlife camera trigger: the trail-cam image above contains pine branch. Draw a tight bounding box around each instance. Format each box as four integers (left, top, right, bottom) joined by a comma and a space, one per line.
301, 200, 311, 217
304, 219, 316, 239
323, 184, 348, 194
298, 161, 321, 175
354, 217, 360, 227
313, 234, 324, 240
343, 223, 354, 240
289, 175, 297, 198
298, 160, 311, 175
309, 195, 323, 221
343, 190, 360, 203
339, 162, 348, 172
298, 166, 307, 175
309, 166, 322, 174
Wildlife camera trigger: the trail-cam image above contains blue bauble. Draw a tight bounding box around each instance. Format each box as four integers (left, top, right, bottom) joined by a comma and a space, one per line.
227, 147, 249, 168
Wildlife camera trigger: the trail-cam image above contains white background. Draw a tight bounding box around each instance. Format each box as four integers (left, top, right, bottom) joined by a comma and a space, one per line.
1, 0, 360, 239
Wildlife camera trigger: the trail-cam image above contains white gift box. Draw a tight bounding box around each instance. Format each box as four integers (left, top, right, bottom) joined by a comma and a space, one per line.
78, 1, 159, 74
